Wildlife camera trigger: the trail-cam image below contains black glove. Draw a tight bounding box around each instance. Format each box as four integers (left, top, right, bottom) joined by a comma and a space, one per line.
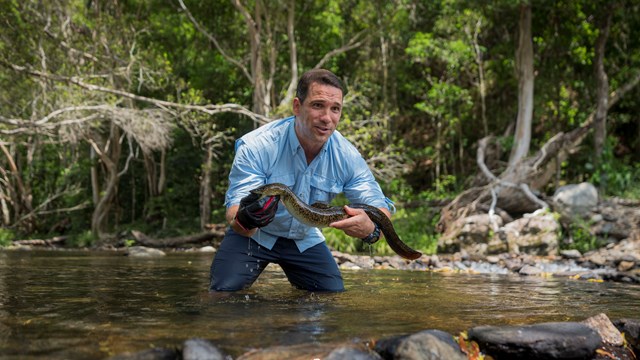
234, 192, 280, 231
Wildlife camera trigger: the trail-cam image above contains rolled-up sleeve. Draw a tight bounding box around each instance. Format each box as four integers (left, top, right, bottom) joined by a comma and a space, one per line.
343, 155, 389, 211
225, 140, 266, 207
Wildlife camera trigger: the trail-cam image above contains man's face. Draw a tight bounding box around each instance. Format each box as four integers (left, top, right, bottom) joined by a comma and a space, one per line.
293, 82, 343, 150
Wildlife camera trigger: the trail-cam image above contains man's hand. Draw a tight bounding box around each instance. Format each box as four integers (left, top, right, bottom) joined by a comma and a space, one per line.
234, 193, 280, 231
329, 206, 376, 239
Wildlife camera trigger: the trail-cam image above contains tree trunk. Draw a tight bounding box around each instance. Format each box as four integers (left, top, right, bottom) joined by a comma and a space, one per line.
0, 143, 34, 231
593, 4, 613, 190
232, 0, 268, 117
90, 145, 100, 206
509, 3, 535, 168
276, 0, 298, 111
199, 144, 213, 230
90, 124, 121, 237
143, 150, 159, 197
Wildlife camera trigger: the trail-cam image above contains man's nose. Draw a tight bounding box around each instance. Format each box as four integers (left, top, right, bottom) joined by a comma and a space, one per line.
319, 107, 332, 121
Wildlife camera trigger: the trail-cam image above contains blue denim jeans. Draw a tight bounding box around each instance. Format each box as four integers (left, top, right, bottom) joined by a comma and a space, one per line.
209, 229, 344, 292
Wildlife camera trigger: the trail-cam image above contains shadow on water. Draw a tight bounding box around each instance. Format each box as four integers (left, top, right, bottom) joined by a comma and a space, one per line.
0, 250, 638, 359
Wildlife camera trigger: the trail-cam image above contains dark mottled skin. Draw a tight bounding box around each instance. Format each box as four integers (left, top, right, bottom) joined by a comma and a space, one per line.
251, 183, 422, 260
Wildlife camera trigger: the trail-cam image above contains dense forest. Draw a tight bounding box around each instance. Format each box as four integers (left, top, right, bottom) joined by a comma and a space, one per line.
1, 0, 639, 253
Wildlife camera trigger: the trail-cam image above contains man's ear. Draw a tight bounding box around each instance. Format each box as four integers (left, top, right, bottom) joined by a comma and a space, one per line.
293, 97, 301, 115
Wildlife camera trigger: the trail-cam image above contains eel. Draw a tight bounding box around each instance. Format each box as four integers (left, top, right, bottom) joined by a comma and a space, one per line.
251, 183, 422, 260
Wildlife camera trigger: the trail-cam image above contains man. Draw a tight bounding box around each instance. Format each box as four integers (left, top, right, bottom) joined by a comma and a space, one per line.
210, 69, 392, 292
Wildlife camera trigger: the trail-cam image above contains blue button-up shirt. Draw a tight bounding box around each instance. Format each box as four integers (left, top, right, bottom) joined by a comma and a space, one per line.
225, 116, 390, 252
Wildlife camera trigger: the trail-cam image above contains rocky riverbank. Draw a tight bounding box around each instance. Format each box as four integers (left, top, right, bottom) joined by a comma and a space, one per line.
7, 232, 640, 284
331, 233, 640, 284
108, 313, 639, 359
112, 237, 640, 284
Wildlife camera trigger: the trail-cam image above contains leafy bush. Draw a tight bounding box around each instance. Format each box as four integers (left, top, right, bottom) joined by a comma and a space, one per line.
68, 230, 95, 248
589, 136, 640, 199
323, 204, 440, 256
0, 228, 15, 247
561, 220, 604, 254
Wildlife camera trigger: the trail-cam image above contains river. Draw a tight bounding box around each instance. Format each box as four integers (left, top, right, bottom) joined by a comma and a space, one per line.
0, 250, 638, 358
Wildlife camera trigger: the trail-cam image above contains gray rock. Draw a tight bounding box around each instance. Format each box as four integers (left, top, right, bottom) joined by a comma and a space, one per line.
438, 214, 502, 255
126, 246, 166, 258
468, 322, 602, 359
325, 345, 382, 359
553, 182, 598, 220
183, 338, 227, 360
500, 214, 560, 255
582, 313, 623, 346
560, 249, 582, 259
614, 318, 640, 356
519, 264, 543, 276
199, 246, 216, 253
393, 330, 466, 360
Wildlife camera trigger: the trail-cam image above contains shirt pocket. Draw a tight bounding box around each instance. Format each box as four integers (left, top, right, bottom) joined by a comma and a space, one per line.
268, 173, 295, 188
310, 175, 342, 204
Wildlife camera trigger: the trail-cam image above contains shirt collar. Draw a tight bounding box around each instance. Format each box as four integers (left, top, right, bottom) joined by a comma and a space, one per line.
287, 116, 301, 155
287, 116, 332, 157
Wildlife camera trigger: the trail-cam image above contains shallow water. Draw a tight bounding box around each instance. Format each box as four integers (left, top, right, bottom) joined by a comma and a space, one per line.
0, 250, 638, 359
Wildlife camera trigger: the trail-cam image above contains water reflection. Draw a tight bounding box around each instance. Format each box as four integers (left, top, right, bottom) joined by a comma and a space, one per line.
0, 250, 638, 359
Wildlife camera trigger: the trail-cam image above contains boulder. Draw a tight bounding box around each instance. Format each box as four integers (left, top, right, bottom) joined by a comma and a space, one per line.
552, 182, 599, 221
582, 313, 624, 347
496, 213, 560, 255
468, 322, 601, 359
438, 214, 504, 255
375, 330, 466, 360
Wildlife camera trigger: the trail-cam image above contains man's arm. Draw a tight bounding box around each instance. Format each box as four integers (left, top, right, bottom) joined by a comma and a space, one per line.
329, 206, 391, 239
226, 205, 257, 237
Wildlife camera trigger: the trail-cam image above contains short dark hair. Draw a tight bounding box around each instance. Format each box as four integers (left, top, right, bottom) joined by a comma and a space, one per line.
295, 69, 347, 104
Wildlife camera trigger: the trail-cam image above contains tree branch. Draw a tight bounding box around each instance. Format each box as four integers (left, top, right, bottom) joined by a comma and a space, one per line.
314, 31, 367, 69
177, 0, 253, 83
278, 0, 299, 109
2, 62, 271, 125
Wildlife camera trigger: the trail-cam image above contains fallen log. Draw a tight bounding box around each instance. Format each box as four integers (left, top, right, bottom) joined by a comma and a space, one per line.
12, 236, 68, 246
131, 226, 226, 248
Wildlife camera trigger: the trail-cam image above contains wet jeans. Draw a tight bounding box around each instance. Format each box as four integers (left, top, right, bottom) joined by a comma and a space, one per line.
209, 229, 344, 292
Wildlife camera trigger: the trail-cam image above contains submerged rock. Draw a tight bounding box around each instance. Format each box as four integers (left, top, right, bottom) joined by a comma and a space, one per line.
325, 345, 382, 359
107, 347, 177, 360
183, 338, 228, 360
468, 322, 601, 359
236, 343, 363, 360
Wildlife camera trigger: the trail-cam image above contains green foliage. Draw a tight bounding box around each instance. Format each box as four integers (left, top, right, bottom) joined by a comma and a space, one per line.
561, 220, 603, 254
589, 136, 640, 199
323, 204, 440, 256
1, 0, 640, 253
0, 228, 15, 247
69, 230, 94, 248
